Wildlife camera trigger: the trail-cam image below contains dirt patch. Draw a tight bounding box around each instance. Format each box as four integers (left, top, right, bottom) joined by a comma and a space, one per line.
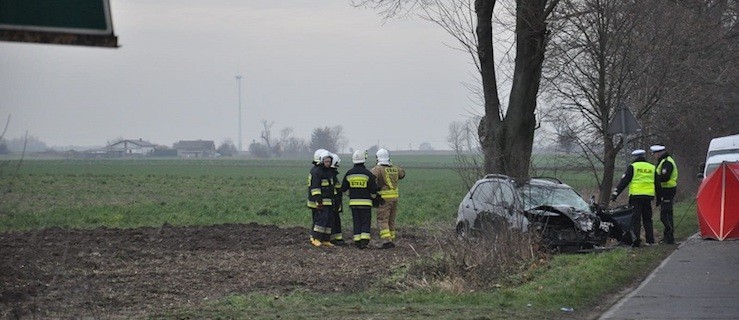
0, 223, 437, 319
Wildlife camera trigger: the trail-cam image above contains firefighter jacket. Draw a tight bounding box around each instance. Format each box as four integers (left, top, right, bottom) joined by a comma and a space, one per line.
615, 157, 656, 197
307, 164, 336, 208
340, 164, 380, 207
371, 163, 405, 199
331, 168, 343, 212
656, 154, 678, 189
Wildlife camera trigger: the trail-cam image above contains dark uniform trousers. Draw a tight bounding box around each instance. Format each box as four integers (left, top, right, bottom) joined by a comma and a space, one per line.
630, 195, 655, 245
312, 206, 334, 242
660, 187, 677, 243
351, 206, 372, 241
331, 209, 342, 241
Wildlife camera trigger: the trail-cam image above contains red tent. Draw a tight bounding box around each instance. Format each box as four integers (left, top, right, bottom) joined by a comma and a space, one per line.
697, 162, 739, 240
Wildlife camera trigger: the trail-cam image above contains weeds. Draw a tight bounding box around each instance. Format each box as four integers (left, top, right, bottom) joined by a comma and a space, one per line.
403, 227, 544, 292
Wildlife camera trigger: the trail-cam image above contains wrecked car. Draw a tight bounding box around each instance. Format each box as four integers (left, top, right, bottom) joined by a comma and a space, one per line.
456, 174, 627, 251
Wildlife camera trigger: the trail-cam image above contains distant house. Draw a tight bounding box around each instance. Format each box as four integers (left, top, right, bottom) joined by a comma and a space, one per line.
107, 139, 156, 157
174, 140, 216, 158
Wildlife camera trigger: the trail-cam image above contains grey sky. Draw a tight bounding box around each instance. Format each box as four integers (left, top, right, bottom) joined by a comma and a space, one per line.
0, 0, 477, 152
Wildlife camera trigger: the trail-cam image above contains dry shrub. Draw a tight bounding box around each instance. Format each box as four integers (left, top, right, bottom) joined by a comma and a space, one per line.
404, 226, 545, 291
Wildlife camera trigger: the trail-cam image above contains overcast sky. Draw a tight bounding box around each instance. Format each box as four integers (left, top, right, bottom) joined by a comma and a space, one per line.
1, 0, 479, 152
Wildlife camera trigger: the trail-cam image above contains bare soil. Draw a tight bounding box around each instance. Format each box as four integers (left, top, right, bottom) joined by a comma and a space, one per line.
0, 223, 437, 319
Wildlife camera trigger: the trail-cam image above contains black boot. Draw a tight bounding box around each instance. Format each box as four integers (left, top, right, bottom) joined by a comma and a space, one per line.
358, 239, 369, 249
380, 242, 395, 249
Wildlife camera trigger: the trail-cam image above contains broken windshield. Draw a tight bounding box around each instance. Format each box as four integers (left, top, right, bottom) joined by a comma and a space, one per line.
519, 184, 590, 212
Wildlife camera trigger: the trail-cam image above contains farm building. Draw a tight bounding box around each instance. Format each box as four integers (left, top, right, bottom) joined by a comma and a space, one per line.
174, 140, 216, 158
106, 139, 156, 157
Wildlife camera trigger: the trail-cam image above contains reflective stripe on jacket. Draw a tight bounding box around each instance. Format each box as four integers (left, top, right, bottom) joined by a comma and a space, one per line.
340, 164, 379, 207
307, 165, 335, 208
371, 164, 405, 199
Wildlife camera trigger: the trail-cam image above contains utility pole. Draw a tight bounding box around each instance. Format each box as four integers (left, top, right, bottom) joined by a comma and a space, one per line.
236, 75, 243, 152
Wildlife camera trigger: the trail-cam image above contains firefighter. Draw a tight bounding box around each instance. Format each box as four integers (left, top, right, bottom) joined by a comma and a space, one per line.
650, 144, 678, 245
329, 152, 346, 245
371, 148, 405, 249
611, 149, 657, 247
340, 150, 381, 249
307, 150, 336, 247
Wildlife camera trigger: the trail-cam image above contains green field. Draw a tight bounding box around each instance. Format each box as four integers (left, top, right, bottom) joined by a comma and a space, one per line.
0, 157, 607, 232
0, 157, 699, 319
0, 158, 465, 232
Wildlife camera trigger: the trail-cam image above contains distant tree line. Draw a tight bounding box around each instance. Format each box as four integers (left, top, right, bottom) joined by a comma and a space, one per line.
0, 135, 50, 154
246, 121, 348, 159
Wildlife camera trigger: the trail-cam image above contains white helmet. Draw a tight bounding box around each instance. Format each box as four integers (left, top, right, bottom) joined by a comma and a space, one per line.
318, 150, 333, 164
376, 148, 390, 165
330, 153, 341, 168
313, 149, 327, 164
352, 150, 367, 164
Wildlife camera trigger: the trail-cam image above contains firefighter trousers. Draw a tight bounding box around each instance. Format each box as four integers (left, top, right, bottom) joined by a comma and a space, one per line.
351, 206, 372, 243
330, 208, 343, 241
376, 198, 398, 243
311, 206, 334, 241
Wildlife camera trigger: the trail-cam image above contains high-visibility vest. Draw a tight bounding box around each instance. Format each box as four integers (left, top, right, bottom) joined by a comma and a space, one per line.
629, 161, 656, 196
657, 156, 678, 188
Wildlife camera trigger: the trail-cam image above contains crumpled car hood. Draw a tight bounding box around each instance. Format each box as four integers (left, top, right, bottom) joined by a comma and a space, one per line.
527, 205, 597, 231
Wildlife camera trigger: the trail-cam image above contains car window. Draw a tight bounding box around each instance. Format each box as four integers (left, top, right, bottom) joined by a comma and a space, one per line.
519, 184, 590, 212
500, 182, 516, 208
472, 181, 502, 205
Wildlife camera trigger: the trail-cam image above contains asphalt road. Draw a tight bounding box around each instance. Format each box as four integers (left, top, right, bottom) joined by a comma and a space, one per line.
600, 234, 739, 319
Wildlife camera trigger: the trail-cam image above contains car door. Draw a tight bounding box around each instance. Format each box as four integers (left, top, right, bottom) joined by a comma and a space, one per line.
466, 180, 509, 230
499, 181, 529, 231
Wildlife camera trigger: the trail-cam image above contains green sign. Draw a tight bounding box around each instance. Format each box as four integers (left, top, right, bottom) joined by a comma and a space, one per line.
0, 0, 117, 47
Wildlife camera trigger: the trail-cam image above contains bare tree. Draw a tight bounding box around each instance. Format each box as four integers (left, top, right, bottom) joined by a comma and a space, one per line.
281, 136, 311, 159
259, 120, 276, 155
309, 125, 347, 153
258, 120, 311, 158
0, 115, 9, 156
447, 119, 484, 188
1, 115, 27, 203
543, 0, 738, 201
542, 0, 669, 203
641, 0, 739, 192
355, 0, 561, 180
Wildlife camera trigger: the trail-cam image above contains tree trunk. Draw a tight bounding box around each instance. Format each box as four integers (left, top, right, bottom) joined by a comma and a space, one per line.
475, 0, 502, 176
505, 0, 547, 180
601, 135, 618, 205
477, 0, 548, 180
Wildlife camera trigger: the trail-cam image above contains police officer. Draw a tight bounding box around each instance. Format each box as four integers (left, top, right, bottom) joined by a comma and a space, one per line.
371, 148, 405, 249
307, 150, 336, 247
651, 144, 678, 244
611, 149, 657, 247
340, 150, 381, 249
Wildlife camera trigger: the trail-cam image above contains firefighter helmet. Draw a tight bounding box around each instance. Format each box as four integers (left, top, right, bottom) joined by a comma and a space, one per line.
318, 150, 333, 164
352, 150, 366, 164
330, 153, 341, 168
313, 149, 328, 164
376, 148, 390, 165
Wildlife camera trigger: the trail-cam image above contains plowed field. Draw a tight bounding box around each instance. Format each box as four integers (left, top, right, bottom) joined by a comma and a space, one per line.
1, 223, 435, 318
